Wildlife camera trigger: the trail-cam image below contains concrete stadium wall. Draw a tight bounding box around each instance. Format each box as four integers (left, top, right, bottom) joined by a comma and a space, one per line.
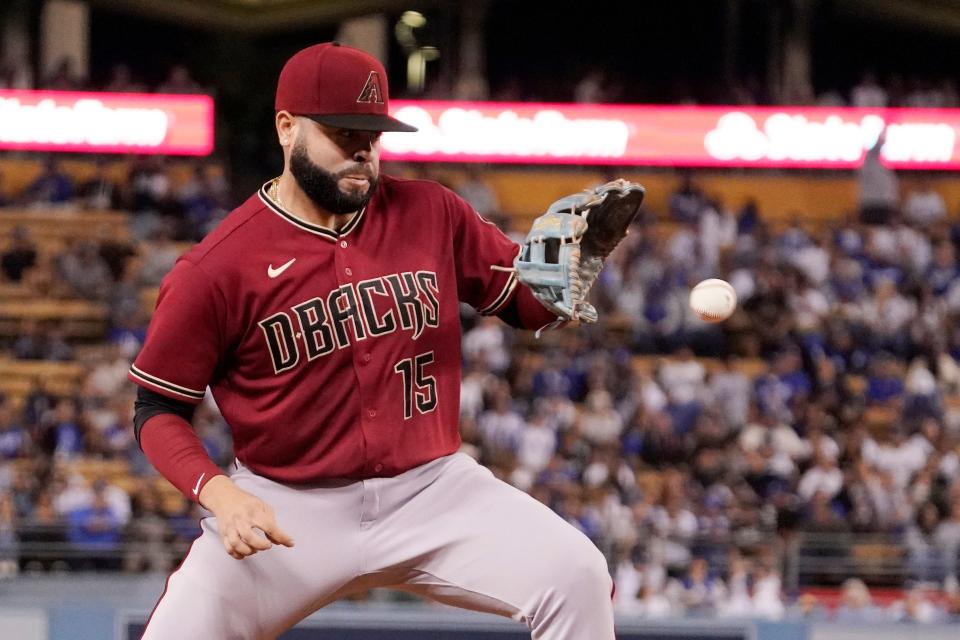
0, 574, 850, 640
810, 625, 960, 640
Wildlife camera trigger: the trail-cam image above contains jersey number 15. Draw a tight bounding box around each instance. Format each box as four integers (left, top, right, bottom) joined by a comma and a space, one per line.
393, 351, 438, 420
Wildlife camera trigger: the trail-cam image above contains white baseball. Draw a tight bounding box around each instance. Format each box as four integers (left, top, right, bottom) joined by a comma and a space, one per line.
689, 278, 737, 323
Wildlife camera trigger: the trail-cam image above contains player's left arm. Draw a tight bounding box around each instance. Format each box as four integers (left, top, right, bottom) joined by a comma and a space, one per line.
496, 285, 559, 330
511, 179, 645, 325
448, 189, 559, 332
449, 180, 645, 331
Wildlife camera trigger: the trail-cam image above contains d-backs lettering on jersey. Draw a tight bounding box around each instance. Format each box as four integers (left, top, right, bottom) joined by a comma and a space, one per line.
129, 175, 520, 484
257, 270, 440, 374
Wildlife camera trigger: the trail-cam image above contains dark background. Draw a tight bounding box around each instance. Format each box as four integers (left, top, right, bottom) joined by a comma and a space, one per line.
36, 0, 960, 190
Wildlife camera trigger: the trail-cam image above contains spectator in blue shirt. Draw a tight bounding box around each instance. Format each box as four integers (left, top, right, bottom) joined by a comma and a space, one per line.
775, 349, 812, 402
669, 173, 705, 224
22, 158, 74, 205
66, 483, 122, 570
37, 399, 84, 459
866, 355, 905, 405
0, 398, 27, 460
927, 242, 958, 297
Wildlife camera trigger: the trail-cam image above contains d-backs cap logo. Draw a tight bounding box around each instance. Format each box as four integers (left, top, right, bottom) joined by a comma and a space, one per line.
357, 71, 384, 104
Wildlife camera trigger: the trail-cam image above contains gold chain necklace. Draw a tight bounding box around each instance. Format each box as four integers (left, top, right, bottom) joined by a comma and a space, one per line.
269, 177, 283, 207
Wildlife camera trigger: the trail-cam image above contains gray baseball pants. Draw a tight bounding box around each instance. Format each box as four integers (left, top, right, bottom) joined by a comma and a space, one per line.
141, 452, 615, 639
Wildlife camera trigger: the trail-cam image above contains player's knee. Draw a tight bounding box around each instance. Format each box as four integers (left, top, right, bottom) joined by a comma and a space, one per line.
522, 536, 614, 634
549, 538, 611, 599
575, 545, 612, 595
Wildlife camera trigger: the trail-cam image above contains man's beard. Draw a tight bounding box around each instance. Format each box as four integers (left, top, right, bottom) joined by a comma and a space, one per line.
289, 139, 378, 215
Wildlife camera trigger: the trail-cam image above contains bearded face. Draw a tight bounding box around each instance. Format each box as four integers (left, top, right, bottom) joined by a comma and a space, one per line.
288, 134, 379, 215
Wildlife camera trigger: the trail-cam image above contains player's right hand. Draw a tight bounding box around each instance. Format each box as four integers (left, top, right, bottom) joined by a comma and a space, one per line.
198, 475, 295, 560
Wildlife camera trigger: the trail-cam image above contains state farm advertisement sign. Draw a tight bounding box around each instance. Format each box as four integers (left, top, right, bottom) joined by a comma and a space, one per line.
0, 90, 214, 155
382, 101, 960, 170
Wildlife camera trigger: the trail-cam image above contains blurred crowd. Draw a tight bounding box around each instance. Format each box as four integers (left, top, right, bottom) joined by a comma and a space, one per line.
0, 55, 205, 95
819, 72, 960, 109
2, 52, 956, 112
438, 65, 960, 108
451, 165, 960, 618
724, 71, 959, 109
0, 157, 233, 578
1, 156, 231, 241
3, 160, 960, 623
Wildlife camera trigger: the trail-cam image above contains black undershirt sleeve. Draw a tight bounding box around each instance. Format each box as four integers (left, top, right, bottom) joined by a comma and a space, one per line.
495, 295, 524, 329
133, 386, 197, 447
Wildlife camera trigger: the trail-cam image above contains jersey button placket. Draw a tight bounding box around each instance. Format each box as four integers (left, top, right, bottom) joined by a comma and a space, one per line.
338, 236, 379, 477
337, 237, 384, 478
335, 236, 371, 470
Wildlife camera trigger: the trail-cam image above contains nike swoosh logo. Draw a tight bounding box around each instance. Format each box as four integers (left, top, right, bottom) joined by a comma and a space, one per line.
268, 258, 296, 278
192, 472, 206, 496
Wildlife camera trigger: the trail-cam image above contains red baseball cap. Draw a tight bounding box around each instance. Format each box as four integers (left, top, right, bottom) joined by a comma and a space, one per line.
275, 42, 417, 133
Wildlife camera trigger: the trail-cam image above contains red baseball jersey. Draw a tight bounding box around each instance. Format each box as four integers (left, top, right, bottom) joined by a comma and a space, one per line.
129, 175, 521, 483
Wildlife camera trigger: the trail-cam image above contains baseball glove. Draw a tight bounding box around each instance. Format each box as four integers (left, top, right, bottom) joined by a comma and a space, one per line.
512, 178, 645, 324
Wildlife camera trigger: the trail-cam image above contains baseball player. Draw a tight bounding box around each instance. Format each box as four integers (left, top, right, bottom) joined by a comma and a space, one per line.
130, 42, 642, 639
